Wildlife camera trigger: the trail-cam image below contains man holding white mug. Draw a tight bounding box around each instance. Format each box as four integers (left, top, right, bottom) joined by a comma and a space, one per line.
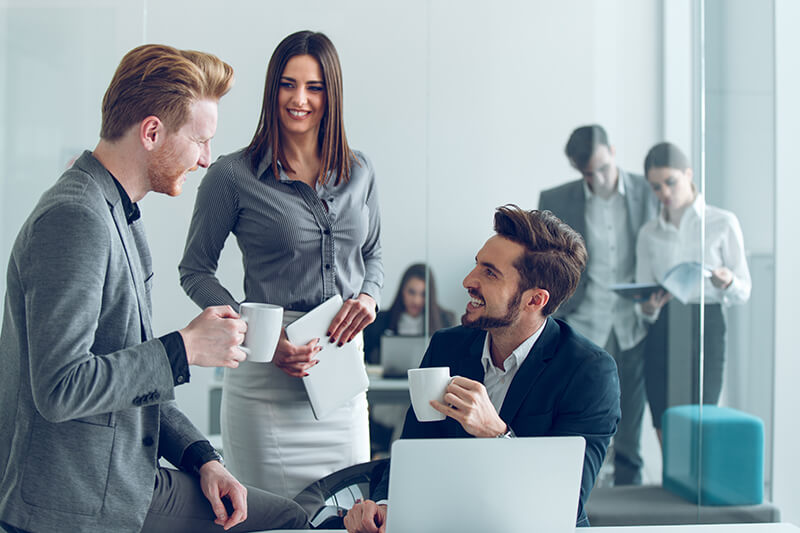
345, 205, 621, 531
0, 45, 307, 533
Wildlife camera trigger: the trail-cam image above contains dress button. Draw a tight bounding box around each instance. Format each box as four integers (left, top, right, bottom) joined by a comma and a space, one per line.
324, 229, 330, 235
325, 264, 331, 270
142, 436, 154, 447
177, 375, 185, 384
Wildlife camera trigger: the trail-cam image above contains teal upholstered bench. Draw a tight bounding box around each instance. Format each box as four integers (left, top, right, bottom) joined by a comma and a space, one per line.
586, 405, 779, 526
663, 405, 763, 505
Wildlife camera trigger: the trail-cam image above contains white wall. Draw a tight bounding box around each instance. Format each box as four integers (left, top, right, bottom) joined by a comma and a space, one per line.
700, 0, 777, 495
1, 0, 663, 433
425, 0, 661, 313
773, 0, 800, 524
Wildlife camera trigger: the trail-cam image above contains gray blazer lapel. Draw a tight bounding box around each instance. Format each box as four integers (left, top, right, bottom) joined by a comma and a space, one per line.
562, 182, 587, 238
75, 153, 154, 340
128, 219, 154, 339
623, 171, 643, 239
622, 170, 658, 238
498, 318, 558, 422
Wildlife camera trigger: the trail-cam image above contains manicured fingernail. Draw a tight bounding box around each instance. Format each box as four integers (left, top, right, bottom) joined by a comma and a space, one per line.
338, 342, 343, 347
326, 331, 332, 337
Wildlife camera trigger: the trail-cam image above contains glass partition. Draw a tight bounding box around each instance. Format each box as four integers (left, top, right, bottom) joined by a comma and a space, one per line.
0, 0, 778, 525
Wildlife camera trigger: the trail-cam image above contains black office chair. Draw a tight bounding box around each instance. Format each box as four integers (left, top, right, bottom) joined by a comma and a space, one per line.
293, 458, 389, 529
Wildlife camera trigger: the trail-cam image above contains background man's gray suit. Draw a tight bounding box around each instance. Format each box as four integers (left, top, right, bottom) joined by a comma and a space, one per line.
1, 153, 225, 532
539, 170, 657, 485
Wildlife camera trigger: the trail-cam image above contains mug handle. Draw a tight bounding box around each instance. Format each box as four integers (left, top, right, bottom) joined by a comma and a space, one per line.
239, 312, 249, 353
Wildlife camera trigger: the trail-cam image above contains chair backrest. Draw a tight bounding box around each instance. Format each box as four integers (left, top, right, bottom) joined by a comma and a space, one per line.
293, 458, 390, 528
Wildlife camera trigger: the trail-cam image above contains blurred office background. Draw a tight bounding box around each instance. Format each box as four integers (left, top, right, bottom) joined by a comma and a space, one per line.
1, 0, 797, 525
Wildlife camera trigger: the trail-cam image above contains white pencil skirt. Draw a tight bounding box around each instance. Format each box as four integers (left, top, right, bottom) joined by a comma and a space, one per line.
220, 311, 370, 499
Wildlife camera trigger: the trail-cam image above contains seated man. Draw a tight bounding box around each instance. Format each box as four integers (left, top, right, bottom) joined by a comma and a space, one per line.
345, 205, 621, 532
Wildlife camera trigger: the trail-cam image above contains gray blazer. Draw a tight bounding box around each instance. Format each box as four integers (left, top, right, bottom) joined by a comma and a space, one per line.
0, 151, 205, 532
538, 170, 658, 317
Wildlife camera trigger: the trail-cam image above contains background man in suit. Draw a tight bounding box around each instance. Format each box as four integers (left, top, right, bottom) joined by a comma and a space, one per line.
538, 125, 657, 486
344, 206, 620, 531
0, 45, 307, 533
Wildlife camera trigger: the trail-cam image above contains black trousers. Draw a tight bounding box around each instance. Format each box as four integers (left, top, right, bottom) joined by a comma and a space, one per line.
644, 303, 726, 429
3, 467, 309, 533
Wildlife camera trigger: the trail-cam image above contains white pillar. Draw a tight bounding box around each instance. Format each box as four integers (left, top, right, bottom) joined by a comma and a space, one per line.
772, 0, 800, 524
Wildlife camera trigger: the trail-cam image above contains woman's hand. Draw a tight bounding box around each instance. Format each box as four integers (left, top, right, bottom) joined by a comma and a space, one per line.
710, 266, 734, 289
327, 294, 377, 346
272, 329, 321, 378
641, 289, 672, 316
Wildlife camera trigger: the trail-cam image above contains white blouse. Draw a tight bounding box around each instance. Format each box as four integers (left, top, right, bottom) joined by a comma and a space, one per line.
635, 194, 751, 312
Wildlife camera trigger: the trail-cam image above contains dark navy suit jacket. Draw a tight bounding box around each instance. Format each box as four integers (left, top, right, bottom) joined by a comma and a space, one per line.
373, 318, 621, 527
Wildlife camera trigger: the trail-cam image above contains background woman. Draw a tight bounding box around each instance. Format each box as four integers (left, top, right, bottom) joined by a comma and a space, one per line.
362, 263, 454, 455
363, 262, 455, 365
179, 31, 382, 498
635, 142, 750, 442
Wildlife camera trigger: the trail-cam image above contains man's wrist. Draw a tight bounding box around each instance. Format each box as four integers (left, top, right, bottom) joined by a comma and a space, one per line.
496, 423, 515, 439
196, 450, 224, 474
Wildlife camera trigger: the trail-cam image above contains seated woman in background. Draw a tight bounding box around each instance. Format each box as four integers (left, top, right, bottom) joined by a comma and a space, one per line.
363, 263, 454, 456
363, 263, 455, 365
635, 142, 751, 443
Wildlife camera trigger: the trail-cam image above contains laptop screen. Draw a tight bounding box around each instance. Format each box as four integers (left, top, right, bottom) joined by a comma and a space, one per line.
380, 335, 428, 378
385, 437, 585, 533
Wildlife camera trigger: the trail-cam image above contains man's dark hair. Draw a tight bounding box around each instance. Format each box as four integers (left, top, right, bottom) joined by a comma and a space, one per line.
644, 141, 691, 175
565, 124, 609, 170
494, 205, 587, 316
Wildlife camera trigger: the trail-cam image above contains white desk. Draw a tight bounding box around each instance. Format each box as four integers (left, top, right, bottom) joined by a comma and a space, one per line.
264, 525, 799, 532
366, 375, 410, 404
588, 525, 800, 532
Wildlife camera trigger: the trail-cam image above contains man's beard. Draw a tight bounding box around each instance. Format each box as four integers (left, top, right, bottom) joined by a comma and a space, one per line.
147, 139, 189, 197
461, 290, 522, 330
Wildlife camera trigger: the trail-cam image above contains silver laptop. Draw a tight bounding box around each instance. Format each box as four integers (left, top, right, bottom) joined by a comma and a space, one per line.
380, 335, 428, 378
385, 437, 586, 533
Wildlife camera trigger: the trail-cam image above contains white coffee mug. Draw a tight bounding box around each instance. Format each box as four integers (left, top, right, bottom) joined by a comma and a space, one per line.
239, 303, 283, 363
408, 367, 451, 422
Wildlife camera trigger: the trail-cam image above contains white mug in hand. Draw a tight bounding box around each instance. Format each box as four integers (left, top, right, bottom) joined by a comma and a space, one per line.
408, 367, 451, 422
239, 303, 283, 363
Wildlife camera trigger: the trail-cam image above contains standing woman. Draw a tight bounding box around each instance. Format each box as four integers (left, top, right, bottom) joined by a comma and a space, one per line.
179, 31, 382, 498
635, 142, 750, 442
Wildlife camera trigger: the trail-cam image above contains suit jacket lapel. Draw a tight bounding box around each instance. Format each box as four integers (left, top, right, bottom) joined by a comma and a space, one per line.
455, 331, 487, 382
128, 219, 154, 339
76, 152, 154, 341
622, 171, 643, 240
442, 331, 486, 438
499, 318, 560, 422
566, 182, 587, 237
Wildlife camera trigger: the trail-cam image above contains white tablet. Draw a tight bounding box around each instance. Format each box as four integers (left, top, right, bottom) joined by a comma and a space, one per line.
285, 295, 369, 420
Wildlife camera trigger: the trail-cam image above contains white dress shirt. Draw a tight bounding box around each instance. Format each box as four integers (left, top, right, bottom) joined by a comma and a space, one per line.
566, 173, 647, 350
635, 194, 751, 321
396, 312, 424, 336
480, 319, 547, 412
